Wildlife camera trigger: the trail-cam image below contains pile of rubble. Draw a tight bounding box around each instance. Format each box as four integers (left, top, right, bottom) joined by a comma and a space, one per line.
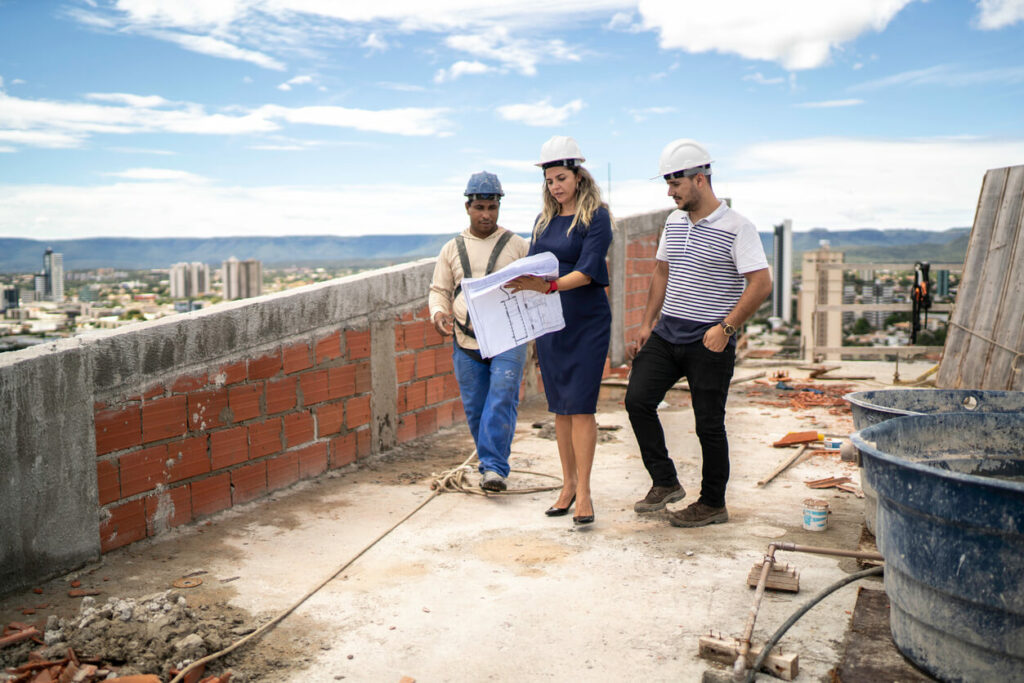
2, 591, 249, 682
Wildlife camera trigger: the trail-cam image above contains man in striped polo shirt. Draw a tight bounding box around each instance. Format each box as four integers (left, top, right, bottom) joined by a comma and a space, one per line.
626, 139, 772, 527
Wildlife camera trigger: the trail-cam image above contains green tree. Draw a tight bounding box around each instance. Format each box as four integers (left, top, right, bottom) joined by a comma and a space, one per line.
851, 317, 873, 334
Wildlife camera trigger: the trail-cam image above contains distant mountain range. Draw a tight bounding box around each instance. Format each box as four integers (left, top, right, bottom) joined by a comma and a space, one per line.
0, 228, 970, 273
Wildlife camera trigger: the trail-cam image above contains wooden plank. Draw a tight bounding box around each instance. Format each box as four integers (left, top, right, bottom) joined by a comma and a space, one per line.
938, 167, 1009, 387
746, 561, 801, 592
698, 635, 799, 680
959, 165, 1024, 387
981, 175, 1024, 390
758, 445, 810, 486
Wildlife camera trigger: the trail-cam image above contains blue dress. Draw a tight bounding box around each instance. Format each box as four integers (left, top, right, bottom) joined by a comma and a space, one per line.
529, 206, 613, 414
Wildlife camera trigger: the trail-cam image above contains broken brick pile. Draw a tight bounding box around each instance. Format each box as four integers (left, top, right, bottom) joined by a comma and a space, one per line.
92, 307, 472, 554
2, 592, 246, 682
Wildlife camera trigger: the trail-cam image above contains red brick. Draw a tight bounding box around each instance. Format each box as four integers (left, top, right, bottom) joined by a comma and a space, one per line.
228, 383, 263, 423
437, 400, 455, 428
95, 405, 141, 455
188, 388, 229, 431
423, 323, 444, 347
426, 376, 445, 405
398, 310, 416, 322
97, 459, 120, 505
283, 412, 314, 447
397, 415, 416, 443
166, 435, 210, 483
328, 434, 356, 469
355, 362, 371, 393
145, 485, 192, 534
299, 369, 329, 406
415, 348, 437, 379
231, 461, 267, 504
249, 417, 282, 459
267, 452, 299, 490
210, 426, 248, 469
100, 499, 147, 553
298, 442, 330, 477
248, 350, 281, 380
394, 324, 407, 352
316, 401, 344, 437
120, 444, 168, 497
356, 428, 371, 458
142, 395, 187, 444
266, 377, 297, 414
396, 354, 416, 383
403, 321, 425, 350
170, 373, 207, 394
416, 407, 438, 438
346, 395, 371, 429
444, 374, 460, 400
346, 330, 371, 360
191, 473, 231, 517
452, 401, 466, 423
138, 384, 164, 400
217, 360, 247, 385
435, 348, 454, 374
404, 381, 427, 412
328, 364, 356, 399
283, 341, 313, 375
316, 330, 343, 364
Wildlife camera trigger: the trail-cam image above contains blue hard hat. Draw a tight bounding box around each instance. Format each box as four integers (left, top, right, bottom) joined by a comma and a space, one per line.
464, 171, 504, 198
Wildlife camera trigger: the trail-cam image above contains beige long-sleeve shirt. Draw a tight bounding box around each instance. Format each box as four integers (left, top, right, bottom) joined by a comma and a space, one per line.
429, 227, 529, 350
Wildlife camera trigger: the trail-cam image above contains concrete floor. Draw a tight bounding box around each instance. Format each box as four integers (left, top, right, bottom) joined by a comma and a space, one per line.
4, 360, 931, 682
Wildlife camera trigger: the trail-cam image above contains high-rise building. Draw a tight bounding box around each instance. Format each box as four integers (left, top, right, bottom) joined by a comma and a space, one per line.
222, 257, 262, 300
1, 285, 19, 311
43, 248, 64, 302
170, 262, 211, 299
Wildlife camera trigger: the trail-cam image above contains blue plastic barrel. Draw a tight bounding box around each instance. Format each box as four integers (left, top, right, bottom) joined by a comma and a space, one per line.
851, 412, 1024, 682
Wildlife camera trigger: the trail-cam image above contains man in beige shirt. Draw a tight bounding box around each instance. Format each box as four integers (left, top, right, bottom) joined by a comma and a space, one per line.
429, 172, 529, 491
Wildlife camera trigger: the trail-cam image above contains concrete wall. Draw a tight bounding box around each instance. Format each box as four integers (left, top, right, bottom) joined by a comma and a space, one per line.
1, 210, 670, 596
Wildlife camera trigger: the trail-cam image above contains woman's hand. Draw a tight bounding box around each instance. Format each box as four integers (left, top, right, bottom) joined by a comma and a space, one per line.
505, 275, 550, 294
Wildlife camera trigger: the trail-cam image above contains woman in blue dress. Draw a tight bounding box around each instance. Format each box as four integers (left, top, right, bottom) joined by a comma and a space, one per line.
507, 136, 613, 525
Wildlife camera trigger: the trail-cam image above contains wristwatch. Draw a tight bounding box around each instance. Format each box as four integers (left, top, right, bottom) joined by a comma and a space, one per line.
720, 321, 736, 337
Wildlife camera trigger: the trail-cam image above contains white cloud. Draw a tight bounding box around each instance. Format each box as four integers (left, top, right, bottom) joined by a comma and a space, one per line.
433, 60, 494, 83
444, 26, 581, 76
497, 98, 585, 127
852, 63, 1024, 90
606, 11, 642, 31
743, 72, 786, 86
974, 0, 1024, 29
0, 91, 454, 149
0, 146, 17, 153
377, 81, 427, 92
103, 168, 209, 182
153, 30, 286, 70
795, 99, 864, 108
277, 75, 314, 91
362, 32, 389, 51
484, 159, 540, 173
108, 146, 177, 155
636, 0, 917, 70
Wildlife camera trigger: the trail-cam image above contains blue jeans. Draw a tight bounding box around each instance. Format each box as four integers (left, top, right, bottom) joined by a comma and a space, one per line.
452, 343, 528, 477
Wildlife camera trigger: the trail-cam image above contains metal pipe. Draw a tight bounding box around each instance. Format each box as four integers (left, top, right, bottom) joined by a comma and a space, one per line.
730, 540, 884, 680
733, 543, 778, 679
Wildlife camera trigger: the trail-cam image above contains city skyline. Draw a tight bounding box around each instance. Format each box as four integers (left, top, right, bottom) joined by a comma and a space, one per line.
2, 1, 1023, 239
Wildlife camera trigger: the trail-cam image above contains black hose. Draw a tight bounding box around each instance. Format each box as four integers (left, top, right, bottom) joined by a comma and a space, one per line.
744, 565, 884, 683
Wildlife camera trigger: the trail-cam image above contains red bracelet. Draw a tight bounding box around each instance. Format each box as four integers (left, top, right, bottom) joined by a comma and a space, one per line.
547, 280, 559, 294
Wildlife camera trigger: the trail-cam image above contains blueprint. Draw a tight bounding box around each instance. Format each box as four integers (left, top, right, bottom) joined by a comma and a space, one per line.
461, 251, 565, 358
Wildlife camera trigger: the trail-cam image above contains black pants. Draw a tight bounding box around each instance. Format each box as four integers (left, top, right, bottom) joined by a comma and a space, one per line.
625, 332, 735, 508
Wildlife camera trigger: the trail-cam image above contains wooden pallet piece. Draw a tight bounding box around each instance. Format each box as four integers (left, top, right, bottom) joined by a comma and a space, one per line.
698, 635, 799, 680
746, 561, 800, 593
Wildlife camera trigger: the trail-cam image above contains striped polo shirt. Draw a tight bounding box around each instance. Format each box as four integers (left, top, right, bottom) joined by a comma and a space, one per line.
652, 200, 768, 344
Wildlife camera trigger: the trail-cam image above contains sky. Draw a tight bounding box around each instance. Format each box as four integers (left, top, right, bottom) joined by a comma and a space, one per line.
1, 0, 1023, 240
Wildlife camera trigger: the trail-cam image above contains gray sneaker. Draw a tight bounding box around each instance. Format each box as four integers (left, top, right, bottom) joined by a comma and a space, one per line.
668, 501, 728, 527
634, 483, 686, 512
480, 470, 507, 492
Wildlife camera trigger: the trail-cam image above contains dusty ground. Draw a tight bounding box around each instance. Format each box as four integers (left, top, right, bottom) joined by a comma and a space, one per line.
2, 359, 932, 682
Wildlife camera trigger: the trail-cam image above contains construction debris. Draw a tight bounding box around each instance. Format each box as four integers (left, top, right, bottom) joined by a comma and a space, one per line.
805, 475, 851, 489
746, 561, 800, 593
772, 431, 821, 448
698, 634, 798, 680
757, 445, 811, 487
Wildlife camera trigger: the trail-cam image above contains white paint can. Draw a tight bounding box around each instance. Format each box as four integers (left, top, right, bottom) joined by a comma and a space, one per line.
802, 498, 830, 531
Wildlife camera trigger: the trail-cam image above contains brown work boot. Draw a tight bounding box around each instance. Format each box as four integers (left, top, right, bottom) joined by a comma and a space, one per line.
634, 483, 686, 512
668, 501, 728, 527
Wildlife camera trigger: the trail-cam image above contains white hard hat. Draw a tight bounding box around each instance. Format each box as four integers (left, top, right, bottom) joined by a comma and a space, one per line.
655, 138, 712, 179
536, 135, 585, 169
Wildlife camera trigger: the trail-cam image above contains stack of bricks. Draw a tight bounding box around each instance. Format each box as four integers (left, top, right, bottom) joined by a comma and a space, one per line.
93, 328, 375, 553
624, 233, 660, 346
393, 306, 464, 443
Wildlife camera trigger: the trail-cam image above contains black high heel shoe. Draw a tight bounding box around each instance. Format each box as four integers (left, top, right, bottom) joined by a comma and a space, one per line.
545, 494, 576, 517
573, 504, 595, 525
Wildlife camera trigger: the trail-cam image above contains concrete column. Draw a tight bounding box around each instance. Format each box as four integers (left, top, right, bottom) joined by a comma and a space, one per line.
608, 220, 626, 366
370, 318, 397, 454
